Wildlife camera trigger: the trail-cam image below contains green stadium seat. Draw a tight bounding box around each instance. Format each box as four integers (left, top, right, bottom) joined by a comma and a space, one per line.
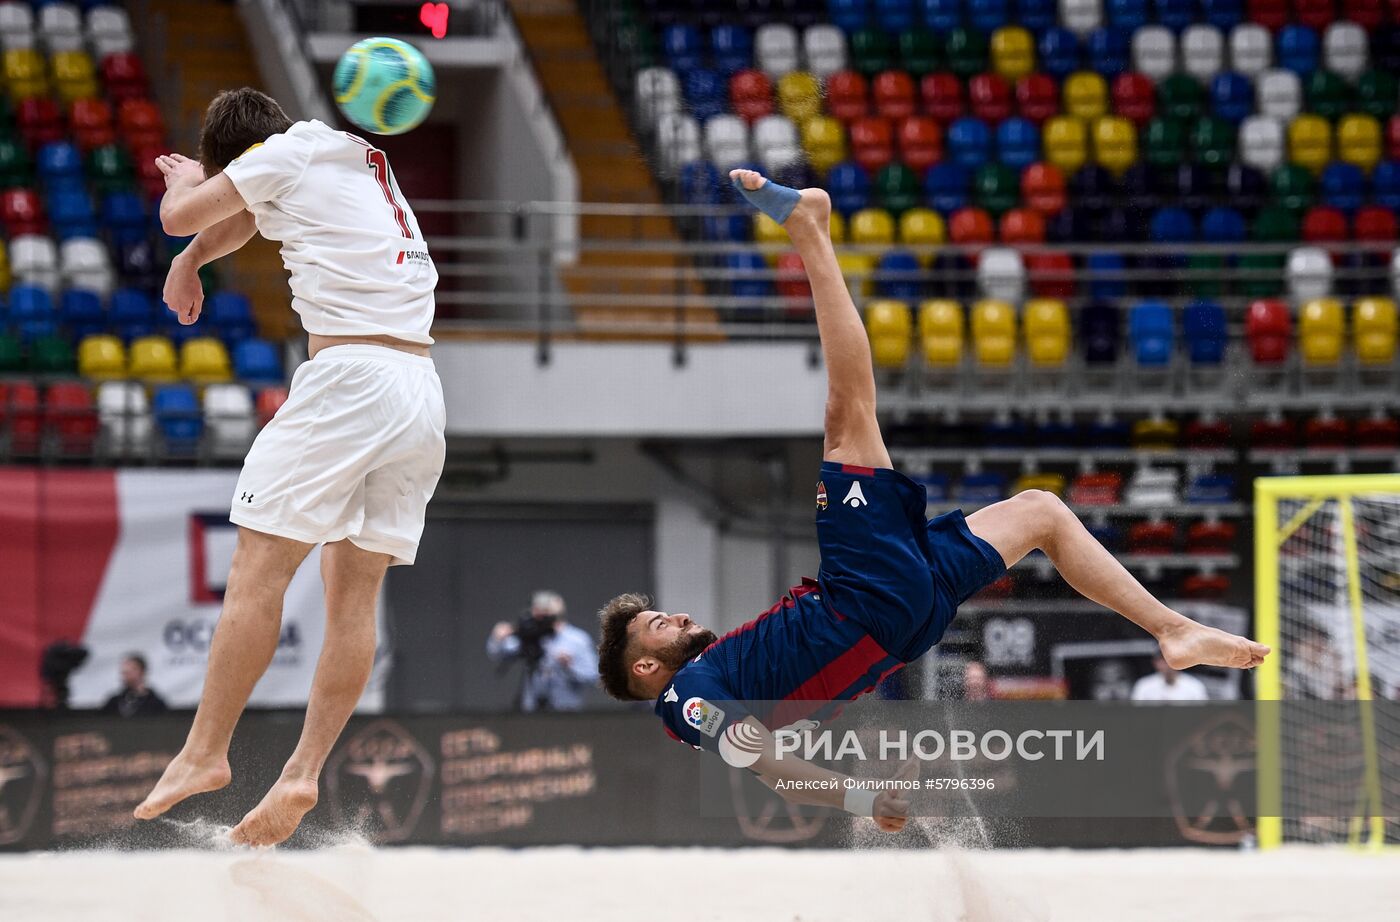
1356, 70, 1398, 120
1240, 205, 1298, 297
0, 137, 30, 186
1191, 116, 1235, 169
875, 162, 920, 214
1271, 163, 1316, 212
1144, 117, 1186, 168
851, 29, 895, 76
899, 29, 941, 76
945, 28, 988, 79
1187, 253, 1225, 298
29, 335, 76, 374
1157, 74, 1204, 122
1304, 70, 1352, 121
973, 162, 1020, 214
0, 333, 22, 373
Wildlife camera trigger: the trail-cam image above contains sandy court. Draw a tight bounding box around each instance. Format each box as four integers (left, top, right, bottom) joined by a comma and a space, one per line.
1, 840, 1397, 922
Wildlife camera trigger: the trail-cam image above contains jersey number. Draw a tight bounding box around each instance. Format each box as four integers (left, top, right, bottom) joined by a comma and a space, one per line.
345, 133, 413, 239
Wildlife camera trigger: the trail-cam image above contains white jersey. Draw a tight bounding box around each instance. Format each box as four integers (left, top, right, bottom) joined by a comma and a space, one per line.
223, 119, 437, 344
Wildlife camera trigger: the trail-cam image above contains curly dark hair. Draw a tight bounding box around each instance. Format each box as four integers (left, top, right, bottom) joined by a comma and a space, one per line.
597, 592, 652, 701
198, 87, 292, 173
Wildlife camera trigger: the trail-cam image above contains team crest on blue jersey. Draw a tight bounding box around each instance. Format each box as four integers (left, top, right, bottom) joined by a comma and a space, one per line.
816, 481, 828, 510
683, 697, 725, 737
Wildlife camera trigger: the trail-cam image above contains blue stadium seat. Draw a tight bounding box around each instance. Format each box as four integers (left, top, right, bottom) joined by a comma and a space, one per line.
1210, 72, 1252, 123
995, 117, 1039, 170
967, 0, 1008, 33
109, 288, 154, 342
925, 162, 970, 213
946, 117, 991, 170
831, 0, 872, 33
956, 472, 1009, 504
118, 238, 159, 289
679, 160, 722, 205
1085, 411, 1131, 446
1173, 163, 1216, 212
1037, 27, 1080, 79
682, 68, 725, 121
101, 191, 147, 245
10, 285, 55, 342
1086, 251, 1128, 299
982, 415, 1027, 446
1015, 0, 1056, 32
1183, 299, 1227, 364
1047, 205, 1093, 242
1034, 415, 1079, 447
710, 25, 752, 74
36, 142, 82, 184
1081, 301, 1121, 364
703, 211, 751, 241
920, 0, 961, 32
60, 289, 104, 339
1097, 205, 1146, 242
152, 384, 202, 448
1085, 27, 1131, 77
931, 251, 976, 298
233, 338, 282, 383
1156, 0, 1195, 32
662, 23, 704, 72
876, 0, 918, 31
1105, 0, 1148, 32
49, 189, 96, 240
1319, 162, 1365, 213
1129, 300, 1174, 365
1070, 164, 1116, 211
205, 292, 255, 344
1186, 473, 1236, 503
1200, 206, 1246, 243
1374, 161, 1400, 211
1118, 163, 1160, 209
827, 160, 872, 214
1225, 162, 1266, 211
727, 250, 771, 300
1277, 25, 1319, 78
877, 249, 922, 300
1199, 0, 1243, 31
1148, 206, 1194, 294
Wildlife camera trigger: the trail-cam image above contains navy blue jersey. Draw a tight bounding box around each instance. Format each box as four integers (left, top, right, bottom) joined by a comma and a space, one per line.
656, 462, 1006, 755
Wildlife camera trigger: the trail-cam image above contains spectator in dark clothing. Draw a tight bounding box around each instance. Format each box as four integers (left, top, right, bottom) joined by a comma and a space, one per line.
103, 654, 169, 717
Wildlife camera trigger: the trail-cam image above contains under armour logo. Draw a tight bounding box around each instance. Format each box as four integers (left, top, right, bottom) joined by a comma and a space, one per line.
240, 492, 255, 503
843, 482, 867, 508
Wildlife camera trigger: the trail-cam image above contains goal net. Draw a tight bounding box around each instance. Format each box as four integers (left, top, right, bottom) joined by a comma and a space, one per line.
1255, 474, 1400, 850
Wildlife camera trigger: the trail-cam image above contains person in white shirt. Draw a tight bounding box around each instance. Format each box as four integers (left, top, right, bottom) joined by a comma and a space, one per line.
1131, 654, 1211, 702
134, 89, 445, 847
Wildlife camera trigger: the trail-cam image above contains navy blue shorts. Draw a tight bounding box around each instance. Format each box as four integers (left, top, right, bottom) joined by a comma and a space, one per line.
814, 461, 1006, 663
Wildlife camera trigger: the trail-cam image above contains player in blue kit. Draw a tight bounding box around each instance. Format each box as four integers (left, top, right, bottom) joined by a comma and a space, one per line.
597, 169, 1270, 831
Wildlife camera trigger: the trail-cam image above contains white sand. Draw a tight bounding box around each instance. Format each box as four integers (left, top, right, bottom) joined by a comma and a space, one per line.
1, 843, 1397, 922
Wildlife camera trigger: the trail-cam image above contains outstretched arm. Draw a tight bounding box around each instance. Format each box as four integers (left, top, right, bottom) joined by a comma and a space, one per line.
163, 209, 258, 325
156, 153, 249, 236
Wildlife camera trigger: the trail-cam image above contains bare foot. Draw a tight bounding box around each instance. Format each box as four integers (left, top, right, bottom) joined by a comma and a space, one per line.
728, 167, 831, 233
229, 776, 319, 847
133, 753, 232, 820
1159, 618, 1270, 671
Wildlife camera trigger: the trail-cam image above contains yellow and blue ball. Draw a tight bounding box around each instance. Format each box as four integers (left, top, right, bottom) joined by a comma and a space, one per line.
333, 37, 435, 136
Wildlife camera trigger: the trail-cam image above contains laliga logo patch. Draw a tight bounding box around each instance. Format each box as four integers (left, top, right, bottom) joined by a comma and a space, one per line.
683, 697, 725, 737
719, 722, 765, 769
815, 481, 828, 510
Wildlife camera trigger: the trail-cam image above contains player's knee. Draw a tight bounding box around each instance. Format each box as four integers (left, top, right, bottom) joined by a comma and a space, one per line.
1013, 489, 1069, 544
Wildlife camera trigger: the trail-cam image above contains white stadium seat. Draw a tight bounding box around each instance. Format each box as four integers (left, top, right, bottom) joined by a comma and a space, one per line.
760, 144, 804, 177
1229, 24, 1272, 78
1390, 248, 1400, 302
1322, 22, 1367, 82
0, 0, 33, 38
1238, 115, 1285, 173
1059, 0, 1102, 36
37, 2, 81, 51
97, 380, 152, 458
1125, 467, 1179, 507
755, 23, 799, 79
753, 114, 799, 156
703, 114, 749, 170
654, 112, 701, 176
10, 234, 59, 293
60, 237, 114, 298
1256, 69, 1302, 122
1287, 246, 1333, 302
1181, 25, 1224, 85
634, 67, 681, 131
802, 25, 847, 79
204, 383, 256, 459
1132, 26, 1176, 84
977, 247, 1027, 303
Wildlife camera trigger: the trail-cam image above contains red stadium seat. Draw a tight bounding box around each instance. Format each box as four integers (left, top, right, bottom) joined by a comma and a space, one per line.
776, 251, 812, 306
1015, 73, 1059, 124
1111, 73, 1156, 126
1342, 0, 1384, 28
118, 99, 165, 149
1389, 115, 1400, 161
100, 53, 149, 102
0, 382, 42, 456
130, 143, 166, 200
2, 187, 45, 235
1293, 0, 1337, 30
1182, 572, 1231, 599
1068, 472, 1123, 505
999, 207, 1045, 244
44, 383, 98, 457
1251, 414, 1298, 448
729, 69, 774, 123
1027, 251, 1075, 297
1128, 521, 1178, 555
897, 116, 942, 172
850, 116, 895, 173
1186, 520, 1238, 554
1245, 299, 1292, 363
1302, 205, 1349, 243
70, 98, 114, 151
1021, 161, 1067, 214
1183, 416, 1232, 448
1354, 205, 1398, 243
1355, 414, 1400, 448
949, 206, 995, 244
1304, 413, 1350, 449
825, 70, 868, 122
968, 73, 1012, 123
1246, 0, 1290, 29
872, 70, 917, 120
17, 98, 64, 151
921, 72, 965, 123
256, 386, 289, 428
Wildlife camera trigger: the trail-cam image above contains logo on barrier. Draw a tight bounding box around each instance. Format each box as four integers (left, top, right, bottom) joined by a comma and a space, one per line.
1165, 713, 1256, 846
325, 719, 434, 843
0, 725, 46, 846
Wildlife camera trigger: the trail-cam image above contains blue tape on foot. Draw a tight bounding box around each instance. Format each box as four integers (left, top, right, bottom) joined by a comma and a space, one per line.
731, 176, 801, 224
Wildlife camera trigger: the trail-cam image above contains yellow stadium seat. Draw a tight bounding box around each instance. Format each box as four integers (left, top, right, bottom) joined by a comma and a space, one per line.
899, 207, 946, 252
129, 335, 179, 382
849, 207, 896, 246
1353, 297, 1398, 364
77, 334, 126, 381
972, 299, 1017, 366
1012, 472, 1066, 496
990, 26, 1035, 81
836, 251, 875, 295
1336, 113, 1382, 174
52, 51, 97, 103
1299, 297, 1345, 364
4, 48, 48, 99
828, 209, 847, 244
1043, 116, 1088, 175
1131, 417, 1180, 448
1287, 114, 1332, 175
919, 299, 964, 367
180, 337, 232, 384
0, 242, 11, 290
1092, 115, 1137, 175
777, 71, 822, 122
801, 115, 847, 174
1024, 298, 1070, 366
1063, 72, 1108, 121
866, 299, 913, 369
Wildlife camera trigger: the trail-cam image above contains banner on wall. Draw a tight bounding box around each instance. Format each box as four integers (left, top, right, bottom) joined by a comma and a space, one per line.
0, 469, 386, 711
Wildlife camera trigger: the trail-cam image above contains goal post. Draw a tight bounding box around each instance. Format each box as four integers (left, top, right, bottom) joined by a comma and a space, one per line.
1254, 474, 1400, 851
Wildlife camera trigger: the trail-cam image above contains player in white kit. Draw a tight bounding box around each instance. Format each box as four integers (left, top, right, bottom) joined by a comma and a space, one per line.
133, 89, 445, 846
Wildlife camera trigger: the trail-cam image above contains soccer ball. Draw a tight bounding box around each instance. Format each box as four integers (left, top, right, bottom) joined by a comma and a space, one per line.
333, 37, 436, 136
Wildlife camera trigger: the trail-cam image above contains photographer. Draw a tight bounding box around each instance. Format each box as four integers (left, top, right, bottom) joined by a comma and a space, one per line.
486, 590, 599, 712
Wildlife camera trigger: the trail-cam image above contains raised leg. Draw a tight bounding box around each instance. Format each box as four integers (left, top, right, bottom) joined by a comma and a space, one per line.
230, 538, 390, 846
731, 168, 891, 470
135, 528, 312, 820
966, 491, 1270, 670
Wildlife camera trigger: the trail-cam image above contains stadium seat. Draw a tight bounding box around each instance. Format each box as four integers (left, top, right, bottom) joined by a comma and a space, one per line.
1182, 25, 1225, 85
1239, 114, 1285, 172
1021, 161, 1066, 214
27, 333, 74, 374
1158, 74, 1204, 123
75, 332, 122, 380
1210, 71, 1253, 123
872, 69, 917, 120
1356, 69, 1397, 121
1191, 115, 1235, 169
851, 207, 897, 248
1183, 300, 1228, 363
1287, 245, 1333, 300
978, 247, 1026, 301
129, 334, 177, 381
1043, 115, 1088, 173
1354, 205, 1397, 244
2, 186, 44, 235
925, 162, 970, 213
800, 115, 846, 174
59, 236, 111, 296
1288, 114, 1332, 174
1064, 71, 1108, 122
728, 69, 773, 125
947, 116, 991, 169
1257, 69, 1301, 121
1081, 301, 1121, 363
754, 23, 799, 78
117, 98, 163, 150
971, 298, 1016, 365
968, 72, 1012, 122
1132, 27, 1175, 84
1073, 163, 1118, 209
851, 27, 895, 76
635, 67, 680, 129
1024, 298, 1069, 366
152, 383, 202, 451
1353, 297, 1398, 364
108, 287, 151, 341
877, 249, 923, 301
1131, 416, 1180, 449
59, 287, 102, 338
1128, 300, 1173, 365
945, 27, 988, 78
1085, 251, 1127, 299
1026, 251, 1075, 298
866, 299, 913, 368
99, 51, 147, 102
776, 70, 821, 122
1038, 27, 1080, 80
1086, 26, 1132, 77
1060, 0, 1102, 35
973, 162, 1019, 214
711, 25, 753, 76
179, 337, 231, 384
92, 379, 146, 455
1092, 115, 1136, 174
921, 72, 964, 122
991, 26, 1034, 81
949, 206, 996, 245
1305, 69, 1351, 122
823, 70, 866, 122
1015, 73, 1058, 124
1299, 297, 1345, 364
897, 116, 942, 172
875, 162, 920, 212
1319, 162, 1364, 213
999, 207, 1045, 244
805, 25, 848, 80
1277, 25, 1320, 79
42, 380, 96, 456
654, 113, 700, 176
1337, 114, 1381, 173
203, 382, 255, 458
899, 207, 945, 249
1111, 72, 1154, 125
918, 299, 963, 367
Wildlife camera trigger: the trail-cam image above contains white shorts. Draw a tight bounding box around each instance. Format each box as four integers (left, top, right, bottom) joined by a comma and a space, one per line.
230, 345, 446, 565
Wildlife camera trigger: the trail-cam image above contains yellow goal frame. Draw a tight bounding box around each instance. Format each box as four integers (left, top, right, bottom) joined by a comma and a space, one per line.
1254, 474, 1400, 851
